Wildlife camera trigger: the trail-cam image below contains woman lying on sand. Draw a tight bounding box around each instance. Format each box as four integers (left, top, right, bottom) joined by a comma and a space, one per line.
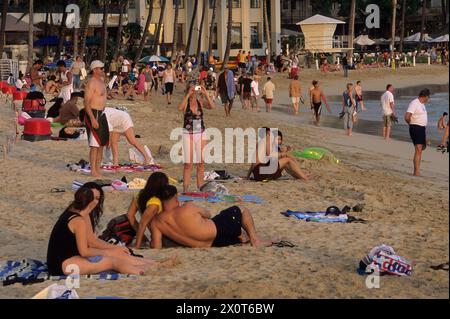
127, 172, 169, 249
246, 128, 310, 181
47, 183, 178, 276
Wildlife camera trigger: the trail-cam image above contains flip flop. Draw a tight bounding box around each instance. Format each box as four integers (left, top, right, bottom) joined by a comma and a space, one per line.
430, 262, 449, 271
271, 240, 296, 248
50, 188, 66, 193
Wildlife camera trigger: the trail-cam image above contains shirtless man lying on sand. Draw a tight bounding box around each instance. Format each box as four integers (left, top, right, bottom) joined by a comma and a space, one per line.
150, 185, 271, 248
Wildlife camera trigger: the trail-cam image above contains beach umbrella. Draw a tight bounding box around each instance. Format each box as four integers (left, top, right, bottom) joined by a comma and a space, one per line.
139, 55, 163, 63
431, 34, 449, 43
404, 32, 434, 42
375, 38, 388, 44
386, 36, 401, 42
45, 59, 74, 69
354, 35, 375, 46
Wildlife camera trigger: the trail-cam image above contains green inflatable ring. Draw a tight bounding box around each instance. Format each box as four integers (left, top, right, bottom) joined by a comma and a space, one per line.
293, 147, 339, 164
51, 122, 64, 128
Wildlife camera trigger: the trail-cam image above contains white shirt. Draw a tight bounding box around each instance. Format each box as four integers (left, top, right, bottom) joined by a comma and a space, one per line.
16, 79, 27, 89
251, 80, 259, 97
381, 91, 395, 116
406, 98, 428, 127
104, 107, 134, 133
121, 59, 130, 73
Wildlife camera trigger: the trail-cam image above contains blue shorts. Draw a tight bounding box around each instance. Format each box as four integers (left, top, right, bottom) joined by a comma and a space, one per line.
87, 256, 103, 263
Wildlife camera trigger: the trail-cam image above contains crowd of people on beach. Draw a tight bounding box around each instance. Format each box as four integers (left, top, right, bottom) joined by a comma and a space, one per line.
8, 46, 447, 278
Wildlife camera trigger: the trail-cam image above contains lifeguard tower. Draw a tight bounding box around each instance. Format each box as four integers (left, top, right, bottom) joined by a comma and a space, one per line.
297, 14, 351, 54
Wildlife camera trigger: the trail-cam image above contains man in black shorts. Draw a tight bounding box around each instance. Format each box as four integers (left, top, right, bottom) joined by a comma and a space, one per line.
150, 186, 270, 248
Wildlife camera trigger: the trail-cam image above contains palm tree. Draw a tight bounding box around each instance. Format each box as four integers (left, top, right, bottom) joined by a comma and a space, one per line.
171, 0, 180, 60
100, 0, 110, 61
153, 0, 166, 53
186, 0, 199, 56
27, 0, 34, 72
135, 0, 154, 63
0, 0, 8, 57
348, 0, 356, 65
263, 0, 271, 64
207, 0, 217, 57
79, 0, 91, 61
418, 0, 426, 51
399, 0, 406, 53
56, 1, 69, 60
442, 0, 448, 27
196, 0, 207, 62
222, 0, 233, 70
115, 0, 127, 59
391, 0, 397, 61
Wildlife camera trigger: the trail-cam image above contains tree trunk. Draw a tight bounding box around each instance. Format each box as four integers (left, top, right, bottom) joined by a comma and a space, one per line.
348, 0, 356, 65
399, 0, 406, 53
418, 1, 426, 52
27, 0, 34, 72
263, 0, 271, 64
43, 12, 49, 58
115, 1, 125, 59
196, 0, 207, 62
100, 0, 109, 61
186, 0, 199, 56
391, 0, 397, 60
207, 0, 217, 57
442, 0, 447, 26
171, 0, 180, 60
134, 0, 154, 63
0, 0, 9, 56
56, 2, 69, 60
222, 0, 233, 70
153, 0, 166, 54
79, 2, 90, 60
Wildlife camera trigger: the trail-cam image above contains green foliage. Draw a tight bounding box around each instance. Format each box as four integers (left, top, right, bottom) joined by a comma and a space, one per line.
122, 23, 143, 56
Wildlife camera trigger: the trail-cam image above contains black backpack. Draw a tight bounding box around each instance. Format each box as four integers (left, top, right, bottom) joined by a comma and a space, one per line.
99, 214, 136, 245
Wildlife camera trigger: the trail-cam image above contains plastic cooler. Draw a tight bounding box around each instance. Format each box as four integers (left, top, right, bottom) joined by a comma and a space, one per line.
2, 86, 17, 94
13, 91, 28, 101
23, 118, 52, 142
22, 99, 46, 118
0, 81, 8, 89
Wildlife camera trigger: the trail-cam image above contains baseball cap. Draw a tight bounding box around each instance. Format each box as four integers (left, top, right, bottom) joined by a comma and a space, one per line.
90, 60, 105, 70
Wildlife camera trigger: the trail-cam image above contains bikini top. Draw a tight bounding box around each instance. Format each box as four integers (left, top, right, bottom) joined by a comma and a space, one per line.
183, 99, 205, 133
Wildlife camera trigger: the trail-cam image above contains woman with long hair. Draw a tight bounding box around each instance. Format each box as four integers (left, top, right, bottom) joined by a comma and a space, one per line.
126, 172, 169, 249
179, 83, 215, 192
47, 185, 177, 276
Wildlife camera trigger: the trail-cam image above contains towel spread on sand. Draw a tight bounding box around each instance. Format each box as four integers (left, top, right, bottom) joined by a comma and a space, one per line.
280, 210, 349, 223
178, 194, 264, 204
0, 259, 136, 286
68, 163, 162, 174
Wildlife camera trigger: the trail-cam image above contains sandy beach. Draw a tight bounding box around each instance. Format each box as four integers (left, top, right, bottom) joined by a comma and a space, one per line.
0, 65, 448, 299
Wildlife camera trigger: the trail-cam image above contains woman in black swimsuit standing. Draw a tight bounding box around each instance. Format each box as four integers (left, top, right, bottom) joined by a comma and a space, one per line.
46, 186, 177, 276
178, 84, 215, 193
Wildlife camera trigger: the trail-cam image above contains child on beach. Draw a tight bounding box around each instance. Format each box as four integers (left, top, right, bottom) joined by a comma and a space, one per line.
437, 112, 448, 131
46, 185, 177, 276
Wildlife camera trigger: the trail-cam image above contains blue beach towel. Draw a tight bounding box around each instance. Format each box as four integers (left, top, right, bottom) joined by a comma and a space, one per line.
281, 210, 349, 223
178, 195, 264, 204
1, 259, 137, 286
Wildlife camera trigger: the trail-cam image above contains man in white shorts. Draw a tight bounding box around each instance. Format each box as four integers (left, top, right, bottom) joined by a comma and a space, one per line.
103, 107, 153, 166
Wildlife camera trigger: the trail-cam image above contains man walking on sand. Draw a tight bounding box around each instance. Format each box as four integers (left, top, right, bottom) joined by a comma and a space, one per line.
289, 75, 302, 115
405, 89, 431, 177
216, 66, 235, 117
381, 84, 396, 140
262, 77, 275, 112
83, 60, 109, 177
309, 80, 330, 126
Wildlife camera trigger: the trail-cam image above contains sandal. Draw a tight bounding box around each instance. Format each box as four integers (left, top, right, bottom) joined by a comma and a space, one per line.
271, 240, 296, 248
50, 188, 66, 193
430, 262, 449, 271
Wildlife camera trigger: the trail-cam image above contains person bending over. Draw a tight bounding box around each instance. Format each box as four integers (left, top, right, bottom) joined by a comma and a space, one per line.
103, 107, 153, 166
150, 185, 271, 249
